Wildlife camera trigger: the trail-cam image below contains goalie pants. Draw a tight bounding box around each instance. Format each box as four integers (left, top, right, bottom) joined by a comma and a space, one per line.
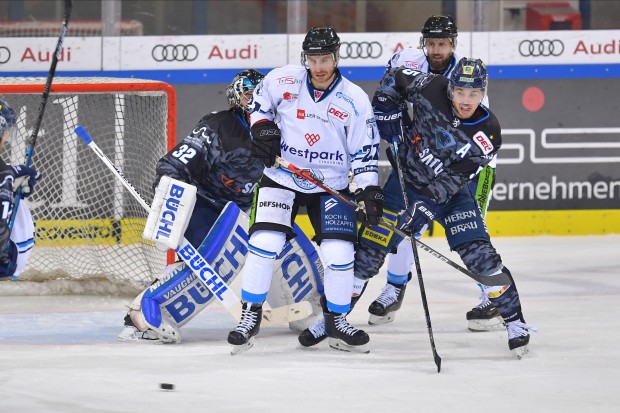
241, 175, 356, 313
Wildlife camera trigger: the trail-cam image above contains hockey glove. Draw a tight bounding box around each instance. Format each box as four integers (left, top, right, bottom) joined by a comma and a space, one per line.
10, 165, 42, 199
250, 120, 281, 167
354, 185, 384, 226
373, 104, 402, 143
397, 198, 436, 236
0, 240, 18, 279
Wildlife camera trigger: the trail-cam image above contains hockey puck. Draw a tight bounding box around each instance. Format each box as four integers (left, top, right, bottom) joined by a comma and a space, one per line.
160, 383, 174, 391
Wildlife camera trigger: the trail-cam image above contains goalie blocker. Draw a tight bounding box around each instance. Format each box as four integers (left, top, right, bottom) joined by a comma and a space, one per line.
127, 201, 324, 342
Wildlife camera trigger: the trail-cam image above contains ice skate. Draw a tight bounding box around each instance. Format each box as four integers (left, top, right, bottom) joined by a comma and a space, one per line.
227, 302, 263, 355
506, 320, 537, 359
117, 313, 179, 344
466, 294, 505, 332
325, 311, 370, 353
368, 281, 408, 325
298, 317, 327, 347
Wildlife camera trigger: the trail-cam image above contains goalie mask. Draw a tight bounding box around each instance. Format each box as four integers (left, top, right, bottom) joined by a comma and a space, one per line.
0, 99, 17, 147
300, 27, 340, 68
227, 69, 265, 113
419, 15, 458, 49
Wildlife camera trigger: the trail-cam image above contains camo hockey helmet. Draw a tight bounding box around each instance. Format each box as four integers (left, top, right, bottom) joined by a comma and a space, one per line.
448, 57, 488, 99
0, 99, 17, 144
301, 27, 340, 66
226, 69, 265, 113
420, 15, 458, 48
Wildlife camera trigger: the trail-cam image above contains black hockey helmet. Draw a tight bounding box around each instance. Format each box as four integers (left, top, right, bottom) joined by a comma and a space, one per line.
448, 57, 488, 99
226, 69, 265, 113
419, 15, 458, 48
0, 99, 17, 143
301, 27, 340, 66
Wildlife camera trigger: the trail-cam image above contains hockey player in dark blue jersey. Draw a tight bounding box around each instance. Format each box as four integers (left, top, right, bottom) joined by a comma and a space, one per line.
119, 70, 324, 343
357, 58, 535, 358
0, 100, 39, 280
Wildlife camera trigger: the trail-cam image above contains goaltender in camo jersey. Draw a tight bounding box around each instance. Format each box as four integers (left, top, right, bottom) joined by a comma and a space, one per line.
369, 15, 501, 331
119, 70, 324, 344
227, 27, 384, 354
0, 100, 39, 280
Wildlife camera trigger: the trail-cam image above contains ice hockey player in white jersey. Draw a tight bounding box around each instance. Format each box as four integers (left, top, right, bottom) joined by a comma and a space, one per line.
227, 27, 383, 354
0, 99, 38, 280
366, 15, 501, 331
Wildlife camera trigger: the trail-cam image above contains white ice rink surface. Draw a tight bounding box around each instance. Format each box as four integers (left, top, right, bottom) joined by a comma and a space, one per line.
1, 235, 619, 413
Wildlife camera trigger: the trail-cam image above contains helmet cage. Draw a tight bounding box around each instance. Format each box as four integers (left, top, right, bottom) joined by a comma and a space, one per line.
0, 100, 17, 144
226, 69, 265, 113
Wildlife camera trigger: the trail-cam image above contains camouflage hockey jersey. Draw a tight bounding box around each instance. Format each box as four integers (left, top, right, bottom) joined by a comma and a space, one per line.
374, 68, 502, 204
155, 109, 263, 211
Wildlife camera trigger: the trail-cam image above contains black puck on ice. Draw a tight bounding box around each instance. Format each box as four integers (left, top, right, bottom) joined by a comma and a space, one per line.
160, 383, 174, 391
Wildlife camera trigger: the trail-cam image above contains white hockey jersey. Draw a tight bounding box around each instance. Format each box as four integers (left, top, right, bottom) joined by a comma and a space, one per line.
385, 48, 489, 107
250, 65, 379, 193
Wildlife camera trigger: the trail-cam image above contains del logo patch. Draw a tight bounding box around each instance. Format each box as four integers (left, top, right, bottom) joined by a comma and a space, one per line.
473, 131, 493, 154
327, 104, 349, 123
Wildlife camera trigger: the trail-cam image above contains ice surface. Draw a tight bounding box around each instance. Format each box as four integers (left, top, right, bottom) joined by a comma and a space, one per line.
1, 235, 619, 413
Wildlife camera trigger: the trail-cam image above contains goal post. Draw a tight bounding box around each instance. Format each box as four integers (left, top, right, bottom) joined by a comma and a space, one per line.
0, 77, 176, 293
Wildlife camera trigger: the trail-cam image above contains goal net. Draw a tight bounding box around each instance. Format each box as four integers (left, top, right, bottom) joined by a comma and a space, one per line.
0, 77, 175, 294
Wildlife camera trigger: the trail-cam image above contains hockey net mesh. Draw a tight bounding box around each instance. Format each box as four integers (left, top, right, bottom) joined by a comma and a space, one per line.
0, 77, 174, 294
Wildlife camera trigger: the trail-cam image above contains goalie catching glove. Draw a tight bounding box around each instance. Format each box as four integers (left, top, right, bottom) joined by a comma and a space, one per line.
250, 119, 281, 166
397, 197, 436, 236
354, 185, 384, 226
10, 165, 41, 199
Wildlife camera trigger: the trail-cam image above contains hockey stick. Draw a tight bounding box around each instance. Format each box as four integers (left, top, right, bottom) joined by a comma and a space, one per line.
274, 156, 510, 287
9, 0, 73, 230
74, 126, 311, 325
391, 137, 440, 373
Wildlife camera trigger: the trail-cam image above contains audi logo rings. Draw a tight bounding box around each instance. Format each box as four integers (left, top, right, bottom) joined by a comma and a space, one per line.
0, 47, 10, 64
340, 41, 382, 59
519, 39, 564, 57
152, 44, 199, 62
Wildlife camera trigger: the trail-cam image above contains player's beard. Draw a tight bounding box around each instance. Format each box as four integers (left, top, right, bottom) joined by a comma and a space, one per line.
429, 53, 451, 72
310, 67, 336, 89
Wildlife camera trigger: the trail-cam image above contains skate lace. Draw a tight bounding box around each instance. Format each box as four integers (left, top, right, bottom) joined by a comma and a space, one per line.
334, 314, 359, 336
309, 318, 326, 338
476, 292, 492, 309
376, 284, 399, 307
235, 307, 258, 334
506, 320, 538, 339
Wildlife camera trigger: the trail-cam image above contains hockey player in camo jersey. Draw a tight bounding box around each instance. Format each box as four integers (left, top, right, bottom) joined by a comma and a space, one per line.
367, 15, 501, 330
359, 58, 535, 357
227, 27, 383, 354
0, 100, 39, 280
119, 70, 324, 343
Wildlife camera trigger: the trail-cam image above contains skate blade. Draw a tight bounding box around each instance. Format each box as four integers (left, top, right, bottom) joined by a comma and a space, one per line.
230, 338, 255, 355
467, 317, 506, 332
328, 338, 370, 354
368, 312, 396, 326
117, 327, 179, 344
513, 345, 529, 360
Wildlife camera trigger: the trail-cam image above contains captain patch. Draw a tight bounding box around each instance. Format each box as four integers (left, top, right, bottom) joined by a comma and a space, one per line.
473, 131, 493, 155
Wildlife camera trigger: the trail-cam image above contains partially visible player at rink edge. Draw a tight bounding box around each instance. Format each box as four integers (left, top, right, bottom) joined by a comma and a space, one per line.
0, 99, 39, 280
227, 27, 383, 354
364, 58, 536, 358
118, 69, 323, 343
369, 15, 500, 331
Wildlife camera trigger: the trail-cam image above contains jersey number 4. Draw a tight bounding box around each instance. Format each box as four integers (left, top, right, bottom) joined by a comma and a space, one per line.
172, 144, 197, 164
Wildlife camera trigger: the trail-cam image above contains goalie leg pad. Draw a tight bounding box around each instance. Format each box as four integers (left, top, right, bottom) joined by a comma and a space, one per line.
143, 176, 197, 250
8, 201, 35, 277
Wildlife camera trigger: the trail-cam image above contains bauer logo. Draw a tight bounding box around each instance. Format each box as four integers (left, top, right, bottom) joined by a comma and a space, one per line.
156, 184, 185, 241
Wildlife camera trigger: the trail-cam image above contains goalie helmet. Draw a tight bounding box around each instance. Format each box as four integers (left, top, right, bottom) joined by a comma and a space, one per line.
300, 27, 340, 66
420, 15, 458, 48
0, 99, 17, 144
448, 57, 488, 99
226, 69, 265, 113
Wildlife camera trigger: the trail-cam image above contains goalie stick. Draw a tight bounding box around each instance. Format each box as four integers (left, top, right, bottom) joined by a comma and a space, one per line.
391, 137, 441, 373
75, 125, 312, 324
9, 0, 72, 230
274, 155, 511, 287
